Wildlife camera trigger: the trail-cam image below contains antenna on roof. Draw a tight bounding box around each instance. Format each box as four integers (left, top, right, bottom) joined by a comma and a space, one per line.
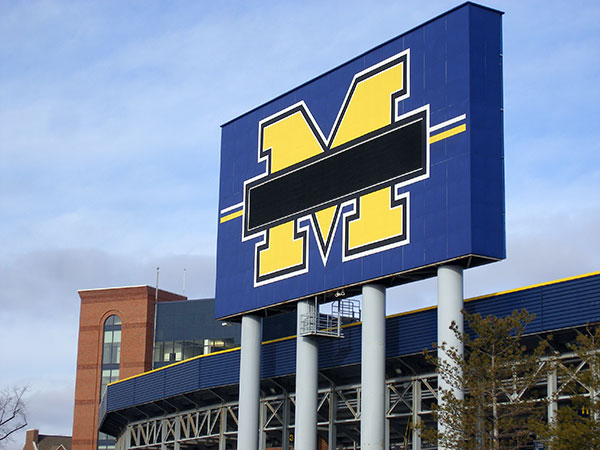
183, 268, 187, 295
155, 267, 160, 301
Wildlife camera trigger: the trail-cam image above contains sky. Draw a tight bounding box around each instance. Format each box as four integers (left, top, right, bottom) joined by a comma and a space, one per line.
1, 0, 599, 448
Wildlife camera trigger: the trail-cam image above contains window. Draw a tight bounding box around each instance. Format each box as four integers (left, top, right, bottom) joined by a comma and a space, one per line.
100, 315, 121, 399
152, 338, 237, 368
98, 431, 115, 449
99, 315, 121, 450
102, 329, 121, 364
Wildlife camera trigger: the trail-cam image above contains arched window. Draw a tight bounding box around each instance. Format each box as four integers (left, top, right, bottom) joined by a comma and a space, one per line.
100, 315, 121, 399
99, 315, 121, 449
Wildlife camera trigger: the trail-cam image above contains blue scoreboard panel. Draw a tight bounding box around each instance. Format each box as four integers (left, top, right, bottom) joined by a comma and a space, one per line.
216, 3, 505, 319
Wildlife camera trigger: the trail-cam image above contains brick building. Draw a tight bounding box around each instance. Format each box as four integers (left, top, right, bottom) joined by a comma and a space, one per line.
71, 286, 186, 450
23, 428, 71, 450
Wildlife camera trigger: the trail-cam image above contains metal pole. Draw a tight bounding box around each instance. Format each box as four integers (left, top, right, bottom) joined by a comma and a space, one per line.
412, 378, 422, 450
328, 388, 337, 450
295, 299, 318, 450
385, 381, 390, 450
282, 394, 290, 450
361, 284, 386, 450
259, 401, 267, 450
547, 366, 558, 425
219, 406, 227, 450
238, 314, 262, 450
592, 360, 600, 422
437, 265, 464, 449
174, 416, 181, 450
125, 427, 131, 450
155, 267, 160, 301
161, 419, 167, 450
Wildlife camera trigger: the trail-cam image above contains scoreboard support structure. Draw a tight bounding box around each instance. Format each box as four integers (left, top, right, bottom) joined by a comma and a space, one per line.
295, 299, 319, 450
238, 315, 262, 450
235, 266, 466, 450
361, 284, 387, 450
437, 265, 465, 449
219, 4, 503, 448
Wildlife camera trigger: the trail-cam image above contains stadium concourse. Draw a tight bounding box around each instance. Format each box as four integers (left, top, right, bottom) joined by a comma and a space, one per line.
98, 271, 600, 450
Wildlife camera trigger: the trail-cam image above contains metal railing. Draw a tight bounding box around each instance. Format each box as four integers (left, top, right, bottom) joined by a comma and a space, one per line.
300, 298, 361, 338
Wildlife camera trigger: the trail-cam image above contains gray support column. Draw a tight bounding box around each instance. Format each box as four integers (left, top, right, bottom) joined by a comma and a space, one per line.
328, 388, 337, 450
238, 314, 262, 450
174, 416, 181, 450
437, 265, 464, 448
361, 284, 386, 450
259, 400, 267, 450
592, 362, 600, 422
282, 394, 290, 450
219, 406, 227, 450
125, 427, 131, 450
385, 382, 390, 450
412, 379, 422, 450
295, 299, 319, 450
161, 419, 167, 450
547, 366, 558, 425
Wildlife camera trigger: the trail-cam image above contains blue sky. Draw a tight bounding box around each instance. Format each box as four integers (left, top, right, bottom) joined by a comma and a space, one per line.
1, 1, 599, 447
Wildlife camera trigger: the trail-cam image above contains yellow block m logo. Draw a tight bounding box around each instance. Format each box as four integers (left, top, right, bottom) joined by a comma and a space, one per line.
242, 50, 430, 286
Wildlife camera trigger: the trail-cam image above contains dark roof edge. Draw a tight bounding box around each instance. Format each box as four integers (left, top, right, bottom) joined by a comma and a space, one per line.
157, 297, 214, 305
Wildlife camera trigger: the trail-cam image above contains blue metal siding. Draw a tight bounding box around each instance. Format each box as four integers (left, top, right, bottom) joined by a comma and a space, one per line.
541, 278, 600, 330
466, 291, 543, 333
319, 324, 362, 369
198, 351, 240, 388
164, 359, 200, 398
107, 378, 135, 411
104, 273, 600, 418
133, 369, 165, 405
387, 307, 438, 355
464, 275, 600, 335
156, 299, 241, 343
261, 338, 295, 379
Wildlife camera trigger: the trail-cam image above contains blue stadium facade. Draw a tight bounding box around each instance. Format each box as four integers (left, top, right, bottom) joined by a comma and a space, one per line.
99, 272, 600, 449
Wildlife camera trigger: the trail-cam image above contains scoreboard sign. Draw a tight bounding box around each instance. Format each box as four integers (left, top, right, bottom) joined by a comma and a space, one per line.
215, 3, 505, 319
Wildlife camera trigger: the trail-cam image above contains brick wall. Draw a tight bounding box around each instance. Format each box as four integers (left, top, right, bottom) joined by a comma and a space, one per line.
71, 286, 185, 450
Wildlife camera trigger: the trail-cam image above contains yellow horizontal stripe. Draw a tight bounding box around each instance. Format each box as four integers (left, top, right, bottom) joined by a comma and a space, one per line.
109, 334, 303, 387
109, 271, 600, 387
108, 346, 242, 387
109, 323, 363, 387
429, 123, 466, 144
387, 304, 437, 320
387, 270, 600, 319
465, 270, 600, 303
220, 209, 243, 224
262, 334, 296, 345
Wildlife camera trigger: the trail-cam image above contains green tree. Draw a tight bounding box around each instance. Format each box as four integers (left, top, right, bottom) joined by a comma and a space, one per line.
536, 324, 600, 449
421, 309, 549, 450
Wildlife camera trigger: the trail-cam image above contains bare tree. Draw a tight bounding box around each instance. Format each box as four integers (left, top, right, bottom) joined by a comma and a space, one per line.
0, 386, 28, 445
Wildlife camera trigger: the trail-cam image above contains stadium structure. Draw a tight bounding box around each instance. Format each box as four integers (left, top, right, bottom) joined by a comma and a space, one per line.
88, 272, 600, 449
